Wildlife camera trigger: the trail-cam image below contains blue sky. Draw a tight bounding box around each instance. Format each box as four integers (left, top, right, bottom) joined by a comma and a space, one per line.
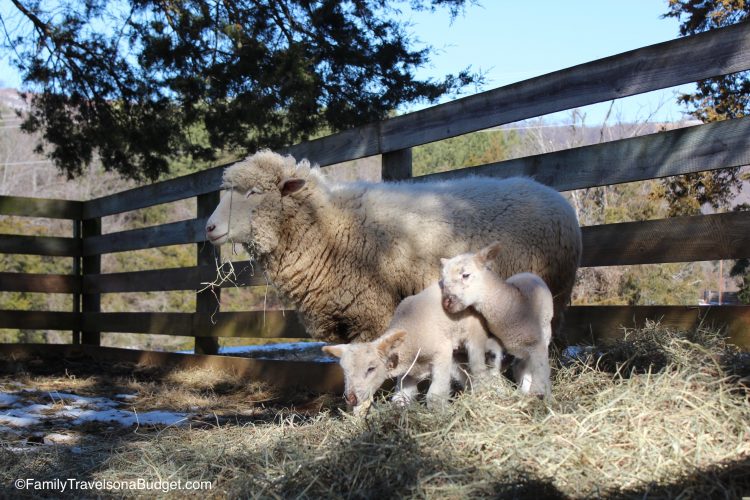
0, 1, 691, 124
405, 0, 692, 123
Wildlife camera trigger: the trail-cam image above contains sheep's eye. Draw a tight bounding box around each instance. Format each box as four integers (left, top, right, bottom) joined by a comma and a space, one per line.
366, 366, 376, 375
245, 188, 261, 198
462, 273, 471, 280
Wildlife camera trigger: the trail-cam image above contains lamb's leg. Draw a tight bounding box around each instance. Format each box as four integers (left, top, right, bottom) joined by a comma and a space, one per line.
527, 342, 552, 398
426, 349, 453, 408
486, 337, 504, 374
514, 357, 534, 394
392, 375, 420, 406
463, 335, 490, 390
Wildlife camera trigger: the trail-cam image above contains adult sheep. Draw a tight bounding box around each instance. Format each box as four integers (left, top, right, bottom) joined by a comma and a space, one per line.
205, 150, 581, 344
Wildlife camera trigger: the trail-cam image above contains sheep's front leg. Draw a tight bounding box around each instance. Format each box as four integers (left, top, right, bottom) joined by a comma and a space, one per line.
514, 344, 551, 398
426, 348, 453, 408
464, 336, 490, 390
513, 357, 533, 394
392, 375, 419, 406
485, 337, 504, 374
527, 343, 551, 398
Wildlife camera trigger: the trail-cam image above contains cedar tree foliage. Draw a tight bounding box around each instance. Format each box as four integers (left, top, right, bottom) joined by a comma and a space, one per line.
660, 0, 749, 215
1, 0, 480, 181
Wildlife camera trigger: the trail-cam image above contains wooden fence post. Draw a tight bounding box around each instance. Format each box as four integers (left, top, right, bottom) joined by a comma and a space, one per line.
195, 192, 220, 355
81, 217, 101, 345
72, 219, 81, 344
381, 148, 413, 182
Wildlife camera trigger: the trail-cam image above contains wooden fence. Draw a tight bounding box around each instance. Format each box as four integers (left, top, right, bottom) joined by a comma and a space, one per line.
1, 23, 749, 386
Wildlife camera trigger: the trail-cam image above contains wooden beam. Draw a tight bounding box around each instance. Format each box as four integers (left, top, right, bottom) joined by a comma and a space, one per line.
83, 168, 224, 219
83, 261, 263, 293
381, 23, 750, 152
564, 305, 750, 349
203, 311, 308, 339
0, 310, 81, 331
0, 196, 83, 219
0, 234, 80, 256
0, 344, 343, 393
195, 192, 220, 355
81, 312, 194, 335
381, 149, 413, 182
416, 116, 750, 190
81, 217, 101, 346
581, 211, 750, 267
0, 273, 80, 293
80, 310, 306, 338
82, 218, 205, 256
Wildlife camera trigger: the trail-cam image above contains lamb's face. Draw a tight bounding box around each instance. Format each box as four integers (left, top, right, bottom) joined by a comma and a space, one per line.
439, 254, 483, 314
322, 342, 389, 413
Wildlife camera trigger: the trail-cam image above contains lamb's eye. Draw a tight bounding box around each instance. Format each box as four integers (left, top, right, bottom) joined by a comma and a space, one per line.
366, 366, 376, 375
462, 273, 471, 280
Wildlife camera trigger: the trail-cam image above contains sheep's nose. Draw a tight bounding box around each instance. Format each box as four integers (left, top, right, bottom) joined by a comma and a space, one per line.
442, 296, 453, 310
206, 223, 216, 233
345, 392, 358, 406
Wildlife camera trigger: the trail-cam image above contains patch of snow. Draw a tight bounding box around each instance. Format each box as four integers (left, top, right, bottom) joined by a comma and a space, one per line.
560, 345, 604, 367
0, 413, 41, 427
0, 393, 19, 406
114, 394, 137, 400
0, 390, 190, 431
220, 342, 337, 363
72, 409, 188, 427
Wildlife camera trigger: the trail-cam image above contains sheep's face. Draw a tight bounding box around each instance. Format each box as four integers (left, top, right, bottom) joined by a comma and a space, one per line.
440, 241, 503, 314
205, 151, 308, 256
440, 254, 482, 313
322, 330, 406, 414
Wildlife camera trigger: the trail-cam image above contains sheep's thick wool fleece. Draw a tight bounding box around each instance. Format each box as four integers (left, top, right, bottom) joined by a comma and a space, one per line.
222, 152, 581, 343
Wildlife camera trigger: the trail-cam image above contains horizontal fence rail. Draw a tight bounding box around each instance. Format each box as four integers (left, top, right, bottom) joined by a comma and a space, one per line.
0, 234, 80, 256
0, 273, 80, 293
0, 196, 83, 219
418, 116, 750, 190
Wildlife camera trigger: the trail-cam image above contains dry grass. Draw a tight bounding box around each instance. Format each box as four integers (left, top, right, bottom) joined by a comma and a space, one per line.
1, 325, 749, 499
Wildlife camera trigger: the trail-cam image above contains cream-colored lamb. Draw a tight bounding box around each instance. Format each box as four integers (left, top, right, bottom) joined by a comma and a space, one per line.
322, 283, 495, 414
440, 242, 554, 397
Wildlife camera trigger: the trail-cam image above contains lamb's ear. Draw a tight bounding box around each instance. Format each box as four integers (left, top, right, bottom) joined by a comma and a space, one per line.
377, 329, 407, 357
322, 344, 345, 358
279, 178, 306, 196
477, 241, 502, 266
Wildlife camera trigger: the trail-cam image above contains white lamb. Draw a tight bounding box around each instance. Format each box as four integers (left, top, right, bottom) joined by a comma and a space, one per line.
322, 283, 494, 415
440, 242, 554, 397
205, 150, 581, 344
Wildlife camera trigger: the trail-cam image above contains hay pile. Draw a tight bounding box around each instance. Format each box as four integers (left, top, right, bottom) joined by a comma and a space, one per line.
77, 325, 748, 499
0, 325, 750, 498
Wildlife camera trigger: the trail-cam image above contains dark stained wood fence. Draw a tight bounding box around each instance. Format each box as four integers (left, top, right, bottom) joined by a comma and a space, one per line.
1, 22, 749, 383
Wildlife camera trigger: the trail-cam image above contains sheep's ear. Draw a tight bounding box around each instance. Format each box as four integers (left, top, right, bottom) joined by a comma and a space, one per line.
477, 241, 502, 265
322, 345, 345, 358
377, 329, 407, 357
279, 178, 306, 196
440, 257, 448, 266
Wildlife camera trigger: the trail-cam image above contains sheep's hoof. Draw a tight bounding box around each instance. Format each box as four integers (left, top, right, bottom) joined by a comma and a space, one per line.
352, 400, 372, 417
391, 392, 412, 407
